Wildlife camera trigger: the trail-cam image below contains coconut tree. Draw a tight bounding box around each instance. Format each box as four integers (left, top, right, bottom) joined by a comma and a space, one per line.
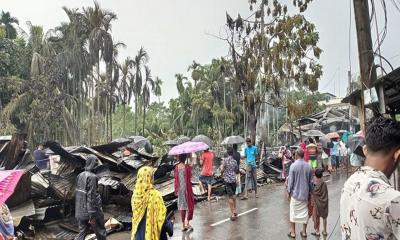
154, 77, 163, 103
0, 11, 19, 39
118, 57, 134, 135
141, 66, 154, 135
132, 47, 149, 134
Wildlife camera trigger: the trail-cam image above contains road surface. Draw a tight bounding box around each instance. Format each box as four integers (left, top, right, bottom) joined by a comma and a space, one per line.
110, 171, 348, 240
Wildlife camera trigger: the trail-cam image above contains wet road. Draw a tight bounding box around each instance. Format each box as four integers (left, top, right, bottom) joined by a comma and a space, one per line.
110, 172, 349, 240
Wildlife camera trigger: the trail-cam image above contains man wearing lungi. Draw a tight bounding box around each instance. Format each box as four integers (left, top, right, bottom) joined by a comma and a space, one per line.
287, 148, 313, 238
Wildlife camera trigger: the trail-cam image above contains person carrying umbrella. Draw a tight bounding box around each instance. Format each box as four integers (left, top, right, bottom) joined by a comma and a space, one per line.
174, 154, 194, 232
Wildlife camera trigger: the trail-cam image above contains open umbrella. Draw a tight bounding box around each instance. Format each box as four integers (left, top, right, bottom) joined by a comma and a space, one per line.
326, 132, 340, 139
348, 135, 365, 157
319, 136, 331, 148
168, 141, 209, 155
128, 136, 150, 148
356, 130, 365, 137
221, 136, 245, 145
175, 136, 191, 145
0, 170, 24, 203
192, 134, 213, 147
162, 140, 178, 146
304, 130, 325, 137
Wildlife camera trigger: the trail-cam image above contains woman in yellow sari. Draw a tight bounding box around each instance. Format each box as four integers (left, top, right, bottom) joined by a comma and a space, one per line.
131, 166, 168, 240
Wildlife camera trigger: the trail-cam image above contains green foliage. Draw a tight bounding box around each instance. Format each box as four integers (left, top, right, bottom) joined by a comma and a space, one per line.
1, 2, 324, 149
287, 89, 326, 120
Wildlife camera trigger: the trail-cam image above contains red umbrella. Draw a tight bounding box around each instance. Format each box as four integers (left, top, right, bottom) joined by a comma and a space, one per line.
0, 170, 24, 204
326, 132, 340, 139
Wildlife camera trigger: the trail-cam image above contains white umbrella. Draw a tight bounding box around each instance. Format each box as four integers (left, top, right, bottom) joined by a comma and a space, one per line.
221, 136, 245, 145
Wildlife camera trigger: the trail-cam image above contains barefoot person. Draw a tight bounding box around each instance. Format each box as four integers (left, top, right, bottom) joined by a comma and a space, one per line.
199, 149, 214, 201
174, 154, 194, 231
340, 117, 400, 239
221, 147, 239, 221
242, 138, 258, 200
287, 148, 313, 238
311, 169, 328, 237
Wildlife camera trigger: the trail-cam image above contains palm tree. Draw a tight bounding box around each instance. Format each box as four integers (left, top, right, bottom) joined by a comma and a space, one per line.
118, 57, 134, 135
154, 77, 163, 103
83, 1, 116, 144
132, 47, 149, 134
0, 11, 19, 39
142, 66, 154, 135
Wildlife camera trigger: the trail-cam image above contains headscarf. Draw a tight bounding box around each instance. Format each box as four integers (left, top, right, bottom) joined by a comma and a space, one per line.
131, 166, 166, 240
0, 203, 14, 238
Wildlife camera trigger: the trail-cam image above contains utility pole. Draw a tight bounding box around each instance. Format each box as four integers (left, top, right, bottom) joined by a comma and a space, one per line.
348, 70, 353, 132
353, 0, 377, 130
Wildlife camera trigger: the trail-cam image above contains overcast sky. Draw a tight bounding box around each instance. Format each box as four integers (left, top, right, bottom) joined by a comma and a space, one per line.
3, 0, 400, 102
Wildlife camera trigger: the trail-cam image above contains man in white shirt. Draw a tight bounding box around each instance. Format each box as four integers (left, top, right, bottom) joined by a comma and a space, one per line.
340, 117, 400, 239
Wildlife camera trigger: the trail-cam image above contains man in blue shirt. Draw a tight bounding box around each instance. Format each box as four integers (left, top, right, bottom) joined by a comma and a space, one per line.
242, 138, 258, 200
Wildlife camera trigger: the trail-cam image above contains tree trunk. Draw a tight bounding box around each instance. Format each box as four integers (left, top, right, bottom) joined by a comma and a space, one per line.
123, 103, 126, 136
142, 104, 146, 136
134, 93, 138, 135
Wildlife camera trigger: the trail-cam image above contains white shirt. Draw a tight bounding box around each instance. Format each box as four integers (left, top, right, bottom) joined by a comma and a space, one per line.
340, 166, 400, 240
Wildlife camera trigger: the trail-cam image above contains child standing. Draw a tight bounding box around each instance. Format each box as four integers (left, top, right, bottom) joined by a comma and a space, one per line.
311, 169, 329, 237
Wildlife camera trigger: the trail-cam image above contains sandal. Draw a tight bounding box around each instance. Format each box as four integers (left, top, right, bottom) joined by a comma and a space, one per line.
181, 227, 188, 232
311, 232, 321, 236
322, 231, 328, 236
300, 232, 307, 238
287, 233, 296, 238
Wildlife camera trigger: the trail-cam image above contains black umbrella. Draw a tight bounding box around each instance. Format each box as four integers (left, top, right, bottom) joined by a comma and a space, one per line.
347, 135, 365, 157
304, 130, 325, 137
175, 136, 190, 145
192, 134, 213, 147
162, 139, 178, 146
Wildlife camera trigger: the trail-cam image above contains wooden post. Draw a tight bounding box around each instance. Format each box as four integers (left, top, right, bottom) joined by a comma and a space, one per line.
353, 0, 377, 130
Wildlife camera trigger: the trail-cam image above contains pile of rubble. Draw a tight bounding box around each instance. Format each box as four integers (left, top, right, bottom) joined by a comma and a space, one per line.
0, 135, 275, 239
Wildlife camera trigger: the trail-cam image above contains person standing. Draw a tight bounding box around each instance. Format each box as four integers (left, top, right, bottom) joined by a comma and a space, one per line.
242, 138, 258, 200
315, 137, 323, 168
232, 144, 242, 196
311, 169, 329, 237
307, 138, 318, 170
338, 139, 348, 169
174, 154, 194, 231
33, 144, 49, 170
221, 147, 239, 220
75, 155, 106, 240
199, 149, 214, 201
330, 139, 339, 172
340, 117, 400, 239
287, 148, 313, 238
131, 166, 171, 240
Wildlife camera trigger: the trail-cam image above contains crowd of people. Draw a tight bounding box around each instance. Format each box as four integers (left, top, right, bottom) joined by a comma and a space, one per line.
2, 116, 397, 240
